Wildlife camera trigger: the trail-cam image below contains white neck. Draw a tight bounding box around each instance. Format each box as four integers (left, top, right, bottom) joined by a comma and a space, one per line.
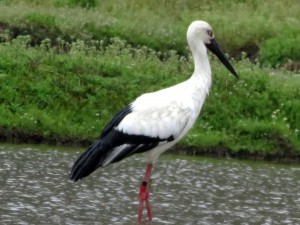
189, 41, 212, 95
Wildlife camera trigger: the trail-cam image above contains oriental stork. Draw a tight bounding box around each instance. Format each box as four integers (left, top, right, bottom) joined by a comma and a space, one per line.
70, 20, 238, 222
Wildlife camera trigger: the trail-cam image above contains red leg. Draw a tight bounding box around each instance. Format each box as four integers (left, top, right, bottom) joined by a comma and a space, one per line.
138, 193, 144, 221
145, 194, 152, 221
138, 163, 153, 222
143, 163, 153, 181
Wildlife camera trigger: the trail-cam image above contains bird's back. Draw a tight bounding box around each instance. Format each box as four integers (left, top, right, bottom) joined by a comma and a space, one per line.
70, 80, 206, 181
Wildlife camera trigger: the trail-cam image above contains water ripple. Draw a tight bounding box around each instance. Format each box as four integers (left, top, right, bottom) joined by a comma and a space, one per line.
0, 145, 300, 224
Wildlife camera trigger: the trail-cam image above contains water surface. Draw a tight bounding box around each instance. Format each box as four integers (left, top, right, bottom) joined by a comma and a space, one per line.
0, 144, 299, 224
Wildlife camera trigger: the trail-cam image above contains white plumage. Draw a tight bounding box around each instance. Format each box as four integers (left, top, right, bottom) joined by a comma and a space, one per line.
70, 20, 238, 222
71, 20, 238, 180
117, 77, 208, 161
114, 21, 219, 162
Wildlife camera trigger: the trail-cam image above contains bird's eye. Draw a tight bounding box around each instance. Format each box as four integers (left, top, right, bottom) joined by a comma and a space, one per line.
207, 30, 213, 38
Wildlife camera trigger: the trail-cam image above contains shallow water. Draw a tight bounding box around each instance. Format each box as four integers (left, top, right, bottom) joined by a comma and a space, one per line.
0, 144, 299, 225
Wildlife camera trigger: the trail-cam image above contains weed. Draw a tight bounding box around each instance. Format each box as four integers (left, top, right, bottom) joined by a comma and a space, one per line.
0, 0, 299, 66
0, 34, 299, 155
0, 1, 299, 157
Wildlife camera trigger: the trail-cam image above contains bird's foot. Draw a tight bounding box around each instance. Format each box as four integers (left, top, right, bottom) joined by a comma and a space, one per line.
138, 180, 152, 222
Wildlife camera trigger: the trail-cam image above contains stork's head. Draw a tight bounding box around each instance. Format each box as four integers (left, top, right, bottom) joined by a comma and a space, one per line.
187, 21, 239, 79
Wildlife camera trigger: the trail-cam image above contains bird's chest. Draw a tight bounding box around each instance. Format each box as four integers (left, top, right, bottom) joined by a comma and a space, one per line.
187, 84, 207, 116
173, 91, 206, 139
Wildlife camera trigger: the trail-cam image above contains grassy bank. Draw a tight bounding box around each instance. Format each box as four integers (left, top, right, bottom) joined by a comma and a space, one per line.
0, 35, 299, 160
0, 0, 299, 67
0, 0, 300, 161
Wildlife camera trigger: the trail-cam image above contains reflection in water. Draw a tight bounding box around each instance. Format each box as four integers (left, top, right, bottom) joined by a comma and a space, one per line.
0, 144, 300, 225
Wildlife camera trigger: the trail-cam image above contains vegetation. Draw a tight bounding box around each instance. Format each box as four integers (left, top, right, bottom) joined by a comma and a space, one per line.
0, 0, 299, 66
0, 0, 299, 160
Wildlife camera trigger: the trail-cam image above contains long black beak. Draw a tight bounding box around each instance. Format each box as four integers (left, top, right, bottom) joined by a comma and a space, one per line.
205, 38, 239, 79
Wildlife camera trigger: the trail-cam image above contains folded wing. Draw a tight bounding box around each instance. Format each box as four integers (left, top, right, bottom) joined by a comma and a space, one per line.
70, 95, 191, 182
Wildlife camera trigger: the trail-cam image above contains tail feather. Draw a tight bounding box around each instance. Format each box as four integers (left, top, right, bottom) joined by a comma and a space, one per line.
70, 140, 105, 182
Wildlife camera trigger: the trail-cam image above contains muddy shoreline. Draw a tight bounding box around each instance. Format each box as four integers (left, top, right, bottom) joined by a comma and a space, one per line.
1, 127, 299, 163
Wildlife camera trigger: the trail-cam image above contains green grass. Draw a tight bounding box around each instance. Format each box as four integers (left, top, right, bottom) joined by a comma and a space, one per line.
260, 29, 300, 67
0, 0, 300, 159
0, 0, 299, 65
0, 35, 299, 157
184, 59, 300, 154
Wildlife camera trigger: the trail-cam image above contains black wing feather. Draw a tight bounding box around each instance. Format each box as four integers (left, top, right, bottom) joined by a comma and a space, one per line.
70, 105, 132, 181
70, 104, 174, 182
100, 104, 133, 138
